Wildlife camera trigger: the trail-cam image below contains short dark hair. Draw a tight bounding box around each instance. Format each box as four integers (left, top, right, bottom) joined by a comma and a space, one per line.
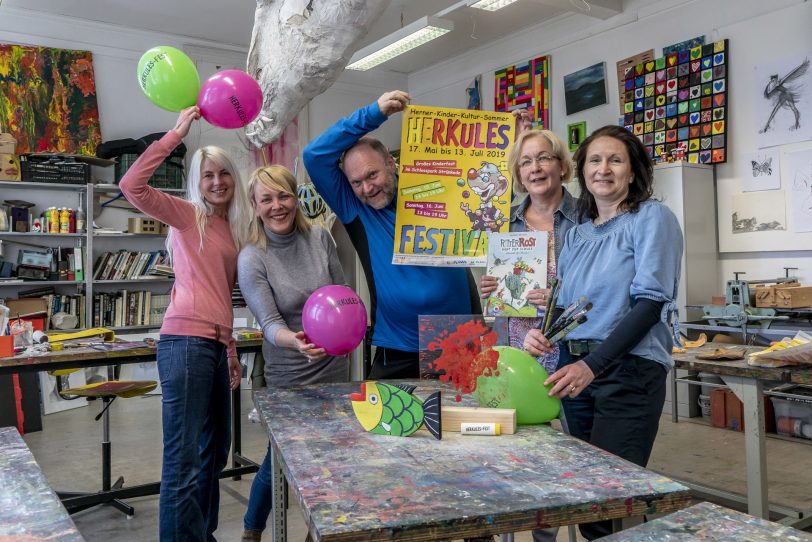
340, 137, 391, 172
572, 125, 654, 220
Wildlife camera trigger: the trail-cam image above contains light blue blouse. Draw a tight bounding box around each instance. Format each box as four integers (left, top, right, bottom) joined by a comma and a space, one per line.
556, 200, 683, 371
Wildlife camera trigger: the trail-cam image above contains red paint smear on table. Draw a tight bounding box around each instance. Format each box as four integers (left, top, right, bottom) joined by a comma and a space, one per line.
427, 320, 499, 400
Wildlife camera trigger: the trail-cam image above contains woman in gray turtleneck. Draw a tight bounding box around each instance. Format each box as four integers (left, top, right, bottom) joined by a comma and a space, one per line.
238, 165, 348, 541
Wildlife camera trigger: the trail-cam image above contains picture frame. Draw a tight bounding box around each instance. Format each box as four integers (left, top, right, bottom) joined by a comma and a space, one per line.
567, 121, 587, 152
563, 62, 608, 115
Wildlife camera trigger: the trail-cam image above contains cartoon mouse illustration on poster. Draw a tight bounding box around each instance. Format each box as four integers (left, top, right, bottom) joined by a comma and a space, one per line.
459, 162, 508, 232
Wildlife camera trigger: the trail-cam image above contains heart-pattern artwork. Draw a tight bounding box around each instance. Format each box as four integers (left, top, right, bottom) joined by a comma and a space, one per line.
713, 80, 726, 93
712, 120, 725, 134
626, 39, 728, 163
712, 149, 725, 163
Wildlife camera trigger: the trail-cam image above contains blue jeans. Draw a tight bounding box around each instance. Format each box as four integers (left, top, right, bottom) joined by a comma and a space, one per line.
158, 335, 231, 542
244, 441, 274, 532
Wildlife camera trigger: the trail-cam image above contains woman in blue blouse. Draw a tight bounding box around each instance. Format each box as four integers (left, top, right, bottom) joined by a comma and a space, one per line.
480, 116, 580, 542
524, 125, 683, 540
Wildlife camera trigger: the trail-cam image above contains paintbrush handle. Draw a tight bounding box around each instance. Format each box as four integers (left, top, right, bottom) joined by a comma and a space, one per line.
541, 278, 561, 334
538, 278, 557, 331
548, 315, 588, 344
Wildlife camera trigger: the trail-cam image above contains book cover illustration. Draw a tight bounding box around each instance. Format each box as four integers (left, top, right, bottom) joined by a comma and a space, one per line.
484, 231, 548, 317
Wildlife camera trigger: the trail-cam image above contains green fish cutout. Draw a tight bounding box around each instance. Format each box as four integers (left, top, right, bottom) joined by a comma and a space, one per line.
350, 382, 442, 440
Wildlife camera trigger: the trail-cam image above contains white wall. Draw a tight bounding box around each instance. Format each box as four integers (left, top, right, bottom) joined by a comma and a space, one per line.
408, 0, 812, 292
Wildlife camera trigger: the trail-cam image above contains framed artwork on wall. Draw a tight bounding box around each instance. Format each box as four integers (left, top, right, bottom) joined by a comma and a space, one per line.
494, 55, 550, 129
567, 121, 586, 152
563, 62, 608, 115
623, 39, 729, 164
0, 44, 102, 155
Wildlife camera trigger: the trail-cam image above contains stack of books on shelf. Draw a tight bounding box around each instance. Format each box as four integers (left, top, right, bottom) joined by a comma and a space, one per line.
92, 291, 171, 328
93, 250, 168, 281
149, 264, 174, 278
12, 286, 85, 330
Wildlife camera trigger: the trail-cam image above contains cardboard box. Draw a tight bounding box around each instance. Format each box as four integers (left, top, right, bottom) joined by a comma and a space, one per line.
128, 217, 164, 234
710, 388, 727, 428
710, 388, 775, 433
0, 133, 16, 154
0, 153, 21, 181
755, 283, 812, 308
6, 297, 48, 319
725, 389, 745, 432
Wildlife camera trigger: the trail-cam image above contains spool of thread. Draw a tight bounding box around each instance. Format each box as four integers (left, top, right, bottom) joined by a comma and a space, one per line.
776, 416, 812, 439
460, 422, 501, 436
32, 330, 49, 344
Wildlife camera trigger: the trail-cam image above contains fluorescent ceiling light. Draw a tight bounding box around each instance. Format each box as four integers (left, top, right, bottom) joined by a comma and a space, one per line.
346, 16, 454, 71
468, 0, 521, 11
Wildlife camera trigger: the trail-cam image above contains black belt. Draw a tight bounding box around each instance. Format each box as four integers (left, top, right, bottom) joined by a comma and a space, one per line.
566, 339, 602, 356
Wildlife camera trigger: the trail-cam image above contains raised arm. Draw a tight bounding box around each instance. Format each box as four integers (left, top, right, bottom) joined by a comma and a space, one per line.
118, 107, 199, 228
302, 91, 409, 222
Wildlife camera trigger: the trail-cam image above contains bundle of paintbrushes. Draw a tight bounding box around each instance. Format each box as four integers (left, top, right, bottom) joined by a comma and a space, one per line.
538, 281, 592, 344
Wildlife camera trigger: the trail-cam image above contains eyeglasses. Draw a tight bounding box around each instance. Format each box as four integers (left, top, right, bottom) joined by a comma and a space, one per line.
519, 153, 559, 169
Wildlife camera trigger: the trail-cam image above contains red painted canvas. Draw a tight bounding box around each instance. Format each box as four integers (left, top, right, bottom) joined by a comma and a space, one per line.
0, 44, 102, 155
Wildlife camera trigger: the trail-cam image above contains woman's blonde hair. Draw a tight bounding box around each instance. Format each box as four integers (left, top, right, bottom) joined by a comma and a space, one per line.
165, 146, 252, 259
247, 165, 311, 248
508, 130, 573, 195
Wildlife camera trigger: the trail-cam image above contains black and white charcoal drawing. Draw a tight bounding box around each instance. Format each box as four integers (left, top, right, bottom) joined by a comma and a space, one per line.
756, 55, 812, 148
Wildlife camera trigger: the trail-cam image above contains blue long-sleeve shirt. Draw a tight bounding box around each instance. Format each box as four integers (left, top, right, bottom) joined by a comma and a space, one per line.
303, 102, 473, 352
556, 200, 683, 371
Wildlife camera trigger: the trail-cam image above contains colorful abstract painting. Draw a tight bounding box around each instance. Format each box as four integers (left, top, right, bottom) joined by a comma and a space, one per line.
0, 44, 101, 155
494, 55, 550, 129
623, 39, 729, 164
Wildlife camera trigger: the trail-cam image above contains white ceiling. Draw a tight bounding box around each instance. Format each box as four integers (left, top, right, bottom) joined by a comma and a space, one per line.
3, 0, 622, 73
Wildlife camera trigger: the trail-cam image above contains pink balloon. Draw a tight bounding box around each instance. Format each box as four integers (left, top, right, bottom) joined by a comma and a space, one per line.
302, 285, 368, 356
198, 70, 262, 129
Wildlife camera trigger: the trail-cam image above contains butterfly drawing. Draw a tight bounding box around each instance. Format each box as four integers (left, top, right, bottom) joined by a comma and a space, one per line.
751, 157, 773, 177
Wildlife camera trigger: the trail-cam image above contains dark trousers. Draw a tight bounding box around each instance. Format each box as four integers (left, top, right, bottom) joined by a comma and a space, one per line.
368, 346, 419, 379
559, 349, 667, 540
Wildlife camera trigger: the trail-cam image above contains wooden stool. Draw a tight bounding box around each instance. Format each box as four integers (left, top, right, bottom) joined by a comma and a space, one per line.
52, 368, 157, 517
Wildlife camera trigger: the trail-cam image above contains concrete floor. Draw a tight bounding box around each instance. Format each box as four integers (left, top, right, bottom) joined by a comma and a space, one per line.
21, 389, 812, 542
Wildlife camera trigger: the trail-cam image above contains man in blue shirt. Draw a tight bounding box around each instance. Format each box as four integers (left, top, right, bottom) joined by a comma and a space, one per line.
303, 90, 478, 379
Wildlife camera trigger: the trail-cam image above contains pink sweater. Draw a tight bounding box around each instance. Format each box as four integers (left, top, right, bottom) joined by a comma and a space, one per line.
119, 131, 237, 357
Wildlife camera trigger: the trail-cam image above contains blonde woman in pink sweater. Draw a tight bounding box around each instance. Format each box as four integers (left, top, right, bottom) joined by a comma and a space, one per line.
120, 106, 252, 541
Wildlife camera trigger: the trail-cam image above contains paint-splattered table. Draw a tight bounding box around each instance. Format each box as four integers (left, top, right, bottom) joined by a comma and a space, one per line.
0, 426, 85, 541
600, 501, 812, 541
672, 343, 812, 526
253, 382, 691, 541
0, 338, 263, 514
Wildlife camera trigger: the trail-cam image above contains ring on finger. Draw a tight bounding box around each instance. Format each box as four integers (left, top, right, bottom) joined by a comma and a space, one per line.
570, 385, 577, 393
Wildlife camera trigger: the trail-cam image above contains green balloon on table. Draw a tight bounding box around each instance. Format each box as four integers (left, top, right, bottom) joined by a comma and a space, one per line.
474, 345, 560, 425
137, 46, 200, 112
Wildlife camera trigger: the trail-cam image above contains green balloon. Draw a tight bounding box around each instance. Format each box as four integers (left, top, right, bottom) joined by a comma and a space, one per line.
474, 345, 560, 425
137, 46, 200, 112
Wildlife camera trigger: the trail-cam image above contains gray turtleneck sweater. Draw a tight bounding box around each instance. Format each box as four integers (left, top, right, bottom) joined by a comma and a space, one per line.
237, 225, 349, 386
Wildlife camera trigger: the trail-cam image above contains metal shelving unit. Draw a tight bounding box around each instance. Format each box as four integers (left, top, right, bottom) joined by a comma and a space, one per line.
1, 181, 173, 332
